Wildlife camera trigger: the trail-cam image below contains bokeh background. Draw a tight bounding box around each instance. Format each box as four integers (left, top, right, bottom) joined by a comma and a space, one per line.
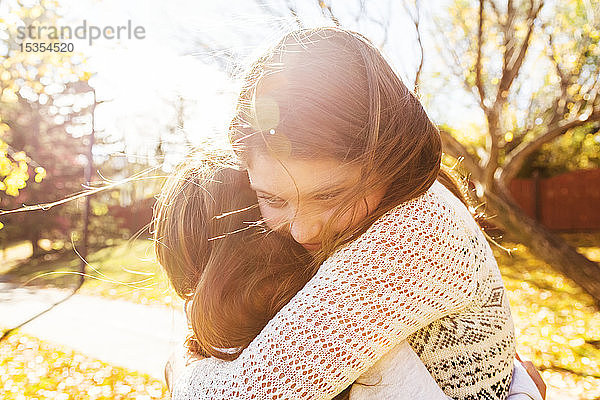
1, 0, 599, 399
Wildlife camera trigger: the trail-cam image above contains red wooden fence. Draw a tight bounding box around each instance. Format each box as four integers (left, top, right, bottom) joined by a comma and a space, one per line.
510, 168, 600, 231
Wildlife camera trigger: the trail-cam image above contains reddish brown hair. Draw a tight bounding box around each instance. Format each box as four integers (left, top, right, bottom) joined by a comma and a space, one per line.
153, 160, 313, 359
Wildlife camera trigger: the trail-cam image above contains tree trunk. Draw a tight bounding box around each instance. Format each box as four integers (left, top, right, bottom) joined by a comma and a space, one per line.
29, 229, 42, 258
484, 190, 600, 307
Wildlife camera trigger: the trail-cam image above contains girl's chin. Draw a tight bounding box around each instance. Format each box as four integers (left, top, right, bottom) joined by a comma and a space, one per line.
302, 243, 321, 252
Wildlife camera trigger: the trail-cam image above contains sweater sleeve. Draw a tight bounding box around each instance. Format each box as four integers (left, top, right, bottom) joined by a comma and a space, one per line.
172, 189, 479, 400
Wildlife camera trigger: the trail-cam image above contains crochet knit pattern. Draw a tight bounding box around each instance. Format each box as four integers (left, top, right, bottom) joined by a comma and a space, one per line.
172, 180, 516, 400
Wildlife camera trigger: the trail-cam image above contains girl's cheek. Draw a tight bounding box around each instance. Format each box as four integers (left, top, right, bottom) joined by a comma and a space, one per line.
327, 206, 358, 233
331, 198, 375, 231
258, 203, 288, 231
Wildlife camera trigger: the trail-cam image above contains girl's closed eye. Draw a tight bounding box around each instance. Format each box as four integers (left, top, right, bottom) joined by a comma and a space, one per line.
313, 190, 344, 202
257, 195, 287, 208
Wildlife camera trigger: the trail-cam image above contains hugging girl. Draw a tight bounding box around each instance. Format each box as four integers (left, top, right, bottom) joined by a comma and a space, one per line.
153, 27, 545, 400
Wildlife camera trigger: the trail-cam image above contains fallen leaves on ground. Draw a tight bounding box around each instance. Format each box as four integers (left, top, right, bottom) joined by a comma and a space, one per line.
495, 242, 600, 400
0, 331, 169, 400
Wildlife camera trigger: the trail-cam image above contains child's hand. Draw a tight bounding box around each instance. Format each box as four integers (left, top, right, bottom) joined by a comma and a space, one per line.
165, 350, 182, 394
165, 346, 199, 395
165, 342, 210, 394
516, 352, 546, 399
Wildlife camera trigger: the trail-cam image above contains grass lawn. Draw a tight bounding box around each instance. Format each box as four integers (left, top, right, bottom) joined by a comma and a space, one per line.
2, 234, 600, 398
1, 239, 183, 309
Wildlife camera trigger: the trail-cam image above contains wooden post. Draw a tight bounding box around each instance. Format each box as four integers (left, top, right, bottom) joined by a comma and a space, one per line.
533, 170, 542, 223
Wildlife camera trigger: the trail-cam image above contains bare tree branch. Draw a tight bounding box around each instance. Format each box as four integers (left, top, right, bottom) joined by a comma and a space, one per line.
498, 0, 517, 83
413, 0, 424, 91
378, 1, 393, 50
355, 0, 367, 24
402, 0, 424, 91
488, 0, 502, 22
547, 28, 569, 117
481, 0, 543, 189
317, 0, 341, 26
483, 110, 501, 188
432, 17, 488, 109
475, 0, 487, 109
495, 0, 544, 105
359, 1, 393, 50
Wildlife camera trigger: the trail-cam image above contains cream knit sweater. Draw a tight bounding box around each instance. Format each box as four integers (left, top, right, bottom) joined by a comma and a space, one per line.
172, 180, 516, 399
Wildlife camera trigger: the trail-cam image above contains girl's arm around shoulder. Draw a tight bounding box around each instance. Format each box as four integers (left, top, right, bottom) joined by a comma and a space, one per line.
172, 191, 479, 400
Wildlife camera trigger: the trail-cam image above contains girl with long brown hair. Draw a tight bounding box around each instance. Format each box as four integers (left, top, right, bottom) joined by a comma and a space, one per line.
156, 27, 545, 399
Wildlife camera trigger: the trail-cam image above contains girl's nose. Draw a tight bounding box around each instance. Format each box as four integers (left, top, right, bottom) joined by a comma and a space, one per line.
289, 215, 323, 247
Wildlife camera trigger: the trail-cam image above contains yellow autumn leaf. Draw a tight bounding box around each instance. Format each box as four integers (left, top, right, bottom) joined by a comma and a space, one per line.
5, 185, 19, 196
81, 71, 93, 81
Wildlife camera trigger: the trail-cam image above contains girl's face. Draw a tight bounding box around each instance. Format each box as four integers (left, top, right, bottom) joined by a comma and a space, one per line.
247, 153, 386, 252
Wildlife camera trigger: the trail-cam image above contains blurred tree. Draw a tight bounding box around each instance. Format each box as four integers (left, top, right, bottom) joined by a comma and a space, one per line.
0, 0, 91, 256
1, 89, 88, 257
434, 0, 600, 302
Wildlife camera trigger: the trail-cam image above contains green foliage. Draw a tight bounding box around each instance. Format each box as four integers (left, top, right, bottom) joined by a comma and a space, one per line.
519, 126, 600, 177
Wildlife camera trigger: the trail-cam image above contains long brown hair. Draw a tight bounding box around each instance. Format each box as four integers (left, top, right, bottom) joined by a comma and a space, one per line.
229, 27, 477, 268
153, 159, 313, 359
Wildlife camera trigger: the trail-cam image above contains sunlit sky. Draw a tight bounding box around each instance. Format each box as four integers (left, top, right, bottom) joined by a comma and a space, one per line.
8, 0, 485, 168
